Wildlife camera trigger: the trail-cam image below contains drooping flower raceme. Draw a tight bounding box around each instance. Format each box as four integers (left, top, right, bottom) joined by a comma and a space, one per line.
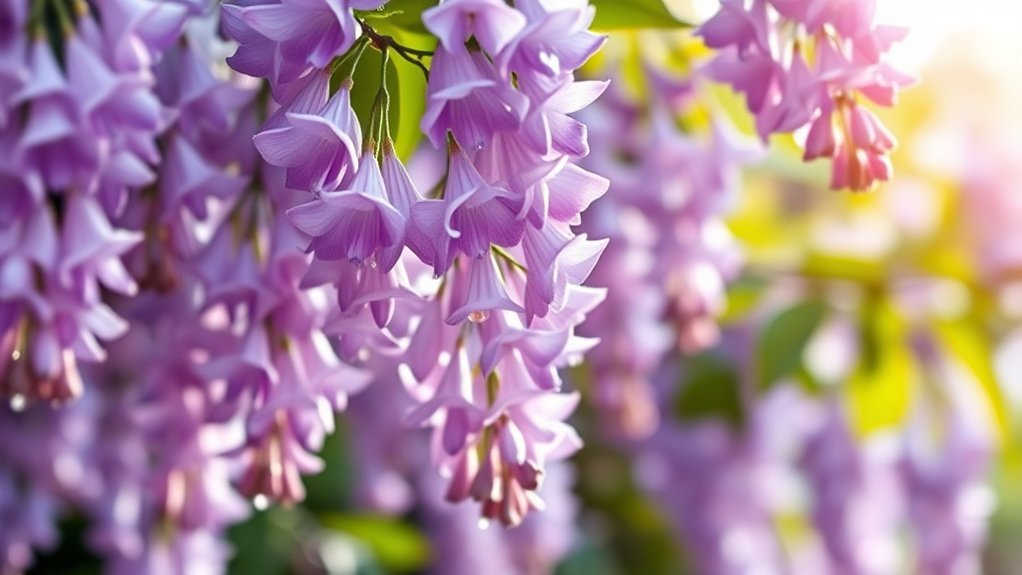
0, 2, 256, 570
799, 403, 906, 575
901, 330, 997, 575
578, 69, 759, 438
0, 0, 182, 407
698, 0, 913, 191
0, 0, 382, 569
222, 0, 610, 527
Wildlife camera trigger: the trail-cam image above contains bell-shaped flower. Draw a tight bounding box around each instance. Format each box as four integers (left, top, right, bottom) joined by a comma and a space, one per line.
410, 143, 525, 275
95, 0, 190, 72
830, 141, 891, 192
475, 130, 566, 229
702, 47, 777, 115
66, 35, 164, 135
421, 48, 529, 149
754, 54, 820, 140
498, 0, 605, 79
306, 258, 416, 328
189, 213, 263, 311
287, 152, 406, 270
446, 254, 524, 325
0, 321, 84, 404
254, 82, 361, 192
58, 195, 142, 297
240, 0, 360, 71
404, 346, 485, 456
423, 0, 526, 56
403, 295, 459, 381
160, 136, 249, 219
803, 110, 838, 161
697, 0, 771, 55
273, 329, 372, 414
477, 310, 570, 391
381, 143, 431, 264
521, 222, 607, 322
155, 40, 257, 139
238, 406, 321, 506
439, 352, 582, 527
546, 163, 609, 226
15, 40, 101, 191
381, 142, 424, 218
847, 103, 897, 154
518, 73, 608, 157
221, 2, 298, 84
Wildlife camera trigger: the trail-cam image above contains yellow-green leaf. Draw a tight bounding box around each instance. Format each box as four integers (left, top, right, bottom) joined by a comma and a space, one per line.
845, 297, 916, 436
320, 513, 431, 573
933, 319, 1011, 446
756, 299, 828, 390
590, 0, 693, 31
369, 0, 436, 34
674, 352, 744, 429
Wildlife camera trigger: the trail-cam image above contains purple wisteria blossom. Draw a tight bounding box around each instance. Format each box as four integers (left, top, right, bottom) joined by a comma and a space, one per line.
2, 0, 379, 568
0, 400, 95, 573
699, 0, 913, 190
800, 404, 906, 575
0, 2, 1003, 575
221, 0, 611, 527
81, 293, 248, 575
901, 331, 997, 575
0, 0, 190, 408
578, 71, 758, 438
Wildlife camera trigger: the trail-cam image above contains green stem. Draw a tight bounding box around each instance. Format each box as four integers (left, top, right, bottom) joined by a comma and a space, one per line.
379, 48, 392, 143
357, 19, 432, 80
492, 246, 528, 274
30, 0, 48, 32
333, 36, 371, 80
49, 0, 74, 36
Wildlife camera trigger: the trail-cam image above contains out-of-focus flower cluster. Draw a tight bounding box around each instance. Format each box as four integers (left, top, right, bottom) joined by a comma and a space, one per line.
631, 321, 996, 575
578, 65, 759, 438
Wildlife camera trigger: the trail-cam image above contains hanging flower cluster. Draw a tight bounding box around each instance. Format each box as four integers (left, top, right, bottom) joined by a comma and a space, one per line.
698, 0, 913, 190
637, 323, 996, 575
0, 1, 261, 571
578, 67, 760, 438
0, 0, 185, 406
220, 0, 611, 528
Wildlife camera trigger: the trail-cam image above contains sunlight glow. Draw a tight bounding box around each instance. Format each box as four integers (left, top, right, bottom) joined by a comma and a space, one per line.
683, 0, 1022, 73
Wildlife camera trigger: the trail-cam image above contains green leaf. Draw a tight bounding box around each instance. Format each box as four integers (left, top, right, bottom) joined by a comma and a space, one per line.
301, 418, 355, 511
933, 319, 1011, 445
721, 275, 769, 324
756, 300, 828, 391
590, 0, 693, 30
320, 513, 431, 573
674, 352, 744, 428
371, 0, 436, 34
557, 542, 624, 575
228, 508, 307, 575
845, 297, 916, 436
388, 35, 429, 159
570, 443, 691, 574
